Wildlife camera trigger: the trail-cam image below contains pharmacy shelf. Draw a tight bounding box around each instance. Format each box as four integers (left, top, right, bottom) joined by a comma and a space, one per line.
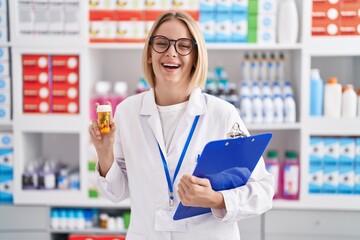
273, 195, 360, 211
88, 42, 303, 51
51, 199, 131, 209
50, 228, 127, 235
13, 115, 86, 133
206, 43, 303, 50
306, 37, 360, 56
15, 190, 130, 208
305, 118, 360, 136
247, 123, 302, 131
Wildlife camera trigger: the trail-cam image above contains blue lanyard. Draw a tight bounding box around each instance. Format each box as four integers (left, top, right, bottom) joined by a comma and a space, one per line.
157, 115, 200, 206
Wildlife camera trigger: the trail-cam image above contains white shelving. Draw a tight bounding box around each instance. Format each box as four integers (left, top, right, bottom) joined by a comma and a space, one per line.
4, 0, 360, 213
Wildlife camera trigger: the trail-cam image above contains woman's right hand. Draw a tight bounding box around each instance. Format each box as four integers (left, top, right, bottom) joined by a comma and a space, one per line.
88, 102, 116, 176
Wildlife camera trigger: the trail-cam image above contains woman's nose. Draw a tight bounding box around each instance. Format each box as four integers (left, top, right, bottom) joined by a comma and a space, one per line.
165, 42, 177, 57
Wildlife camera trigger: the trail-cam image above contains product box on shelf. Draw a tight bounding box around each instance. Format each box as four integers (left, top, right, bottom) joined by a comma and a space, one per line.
22, 54, 80, 114
322, 138, 340, 194
216, 0, 232, 12
0, 148, 13, 174
232, 11, 248, 42
199, 11, 216, 42
171, 0, 199, 10
216, 11, 232, 42
233, 0, 248, 13
312, 0, 341, 36
309, 137, 324, 194
0, 172, 13, 204
338, 138, 355, 194
355, 138, 360, 194
51, 55, 80, 114
339, 2, 360, 36
200, 0, 216, 12
22, 55, 51, 113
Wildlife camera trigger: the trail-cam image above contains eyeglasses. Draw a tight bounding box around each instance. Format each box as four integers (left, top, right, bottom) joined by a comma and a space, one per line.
149, 35, 197, 56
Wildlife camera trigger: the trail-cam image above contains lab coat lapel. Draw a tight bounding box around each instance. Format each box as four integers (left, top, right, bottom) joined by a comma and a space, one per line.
167, 88, 206, 155
139, 89, 167, 156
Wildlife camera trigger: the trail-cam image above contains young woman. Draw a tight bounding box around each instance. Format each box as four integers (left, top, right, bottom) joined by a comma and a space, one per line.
89, 11, 274, 240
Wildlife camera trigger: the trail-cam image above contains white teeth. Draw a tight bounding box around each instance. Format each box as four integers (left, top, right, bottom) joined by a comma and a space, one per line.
163, 63, 179, 67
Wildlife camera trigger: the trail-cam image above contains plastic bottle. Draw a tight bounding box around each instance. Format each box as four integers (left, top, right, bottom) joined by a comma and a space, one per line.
22, 162, 38, 189
282, 151, 300, 200
277, 0, 299, 44
272, 81, 282, 97
262, 94, 274, 123
239, 81, 251, 98
273, 94, 284, 123
90, 81, 111, 120
268, 53, 276, 83
265, 150, 280, 199
109, 81, 128, 115
276, 52, 285, 81
241, 53, 251, 81
75, 209, 86, 230
310, 69, 323, 116
341, 84, 357, 118
57, 168, 69, 190
250, 53, 259, 82
135, 76, 150, 94
259, 52, 268, 82
97, 105, 112, 134
38, 161, 56, 190
283, 81, 294, 96
252, 94, 263, 123
324, 77, 342, 118
262, 81, 272, 98
284, 94, 296, 123
240, 95, 253, 124
51, 209, 60, 229
252, 81, 261, 97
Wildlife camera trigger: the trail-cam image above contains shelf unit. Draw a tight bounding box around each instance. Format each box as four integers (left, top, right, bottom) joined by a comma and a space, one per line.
4, 0, 360, 216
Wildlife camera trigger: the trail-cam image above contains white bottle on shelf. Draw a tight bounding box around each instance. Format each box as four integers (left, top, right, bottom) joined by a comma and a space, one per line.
262, 81, 272, 98
277, 0, 299, 44
341, 84, 357, 118
240, 95, 253, 124
324, 77, 342, 118
310, 69, 324, 116
252, 95, 263, 123
262, 95, 274, 123
273, 94, 284, 123
284, 94, 296, 123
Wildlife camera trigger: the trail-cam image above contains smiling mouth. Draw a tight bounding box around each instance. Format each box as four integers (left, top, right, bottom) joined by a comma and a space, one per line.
162, 63, 180, 69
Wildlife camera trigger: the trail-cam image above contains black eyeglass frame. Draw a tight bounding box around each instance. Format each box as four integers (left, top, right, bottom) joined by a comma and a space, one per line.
149, 35, 197, 56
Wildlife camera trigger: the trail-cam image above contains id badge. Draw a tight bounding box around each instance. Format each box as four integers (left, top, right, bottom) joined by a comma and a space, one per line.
154, 203, 187, 232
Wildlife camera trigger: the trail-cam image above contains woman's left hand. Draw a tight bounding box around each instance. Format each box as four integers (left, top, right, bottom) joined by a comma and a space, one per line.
177, 174, 225, 209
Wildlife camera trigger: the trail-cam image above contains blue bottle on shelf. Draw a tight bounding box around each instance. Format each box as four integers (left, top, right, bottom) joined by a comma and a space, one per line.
310, 69, 323, 116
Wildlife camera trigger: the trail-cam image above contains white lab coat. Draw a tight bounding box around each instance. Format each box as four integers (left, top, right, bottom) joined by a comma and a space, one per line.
97, 88, 274, 240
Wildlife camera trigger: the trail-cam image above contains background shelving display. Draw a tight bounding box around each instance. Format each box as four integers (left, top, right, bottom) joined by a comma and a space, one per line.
5, 0, 359, 209
0, 0, 359, 239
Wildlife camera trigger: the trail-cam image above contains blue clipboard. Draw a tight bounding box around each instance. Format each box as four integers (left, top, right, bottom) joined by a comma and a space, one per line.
173, 132, 272, 221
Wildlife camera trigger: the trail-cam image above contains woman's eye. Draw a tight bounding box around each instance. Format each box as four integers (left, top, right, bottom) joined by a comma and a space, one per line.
155, 41, 168, 47
179, 44, 191, 49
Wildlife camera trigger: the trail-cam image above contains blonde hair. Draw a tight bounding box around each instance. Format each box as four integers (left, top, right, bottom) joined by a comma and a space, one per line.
141, 11, 208, 94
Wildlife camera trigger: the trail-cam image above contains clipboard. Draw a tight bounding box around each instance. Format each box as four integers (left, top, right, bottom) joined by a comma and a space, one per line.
173, 132, 272, 221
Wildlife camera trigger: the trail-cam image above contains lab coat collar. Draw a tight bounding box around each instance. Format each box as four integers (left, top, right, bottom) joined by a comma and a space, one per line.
139, 87, 206, 117
139, 87, 206, 155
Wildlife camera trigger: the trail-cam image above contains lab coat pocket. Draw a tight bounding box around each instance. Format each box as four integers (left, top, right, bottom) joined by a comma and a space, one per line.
126, 231, 146, 240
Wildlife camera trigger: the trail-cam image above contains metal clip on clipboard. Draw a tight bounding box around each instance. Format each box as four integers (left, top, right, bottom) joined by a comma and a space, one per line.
227, 123, 246, 138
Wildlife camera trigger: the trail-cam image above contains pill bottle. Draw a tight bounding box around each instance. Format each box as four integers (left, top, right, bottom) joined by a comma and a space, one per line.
97, 105, 112, 134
